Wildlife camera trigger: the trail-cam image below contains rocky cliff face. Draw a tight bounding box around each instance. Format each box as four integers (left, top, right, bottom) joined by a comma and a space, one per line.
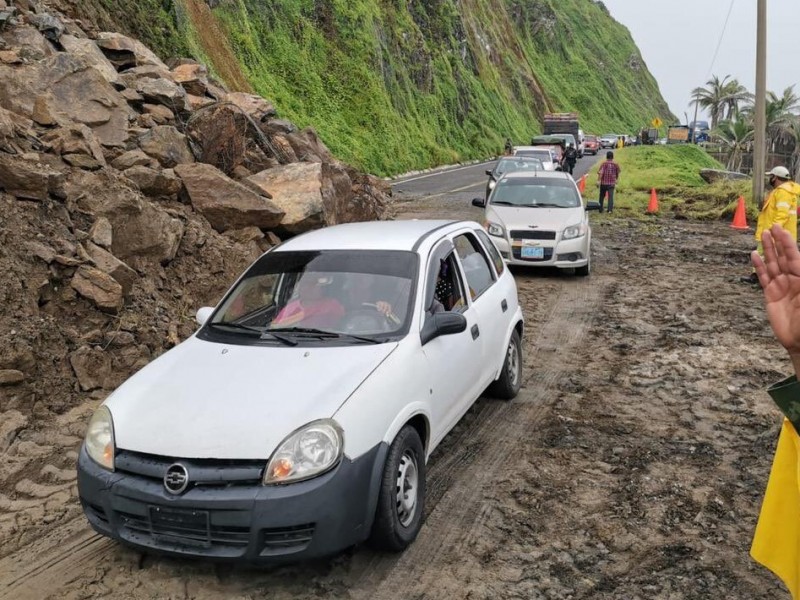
45, 0, 674, 174
0, 0, 387, 441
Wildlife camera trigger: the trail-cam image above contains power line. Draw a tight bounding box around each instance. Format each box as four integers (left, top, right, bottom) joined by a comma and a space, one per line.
707, 0, 737, 77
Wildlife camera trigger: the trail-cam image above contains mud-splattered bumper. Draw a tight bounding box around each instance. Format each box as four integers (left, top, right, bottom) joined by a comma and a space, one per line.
76, 443, 387, 563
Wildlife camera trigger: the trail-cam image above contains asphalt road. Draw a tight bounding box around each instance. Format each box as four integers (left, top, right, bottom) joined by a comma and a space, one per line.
391, 152, 601, 199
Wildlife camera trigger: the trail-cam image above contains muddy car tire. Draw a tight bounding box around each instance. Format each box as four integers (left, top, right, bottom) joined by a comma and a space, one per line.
575, 259, 590, 277
369, 425, 426, 552
487, 330, 522, 400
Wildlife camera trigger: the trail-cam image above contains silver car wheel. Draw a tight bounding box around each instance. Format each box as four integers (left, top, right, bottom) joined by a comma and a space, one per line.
395, 450, 419, 527
507, 339, 520, 388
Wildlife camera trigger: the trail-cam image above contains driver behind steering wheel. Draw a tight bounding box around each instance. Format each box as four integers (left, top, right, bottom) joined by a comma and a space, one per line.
344, 272, 401, 326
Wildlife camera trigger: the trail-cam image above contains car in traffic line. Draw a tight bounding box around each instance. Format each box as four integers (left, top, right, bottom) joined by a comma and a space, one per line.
485, 156, 544, 197
583, 135, 600, 155
77, 220, 524, 563
513, 146, 558, 170
599, 134, 618, 149
473, 171, 600, 276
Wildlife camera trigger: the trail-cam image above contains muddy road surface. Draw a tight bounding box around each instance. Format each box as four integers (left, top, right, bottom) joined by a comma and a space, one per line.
1, 174, 790, 599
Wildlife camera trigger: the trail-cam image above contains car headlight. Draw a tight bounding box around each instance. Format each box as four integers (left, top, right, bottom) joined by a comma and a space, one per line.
485, 221, 505, 237
562, 223, 587, 240
488, 179, 496, 190
264, 420, 343, 485
85, 406, 115, 471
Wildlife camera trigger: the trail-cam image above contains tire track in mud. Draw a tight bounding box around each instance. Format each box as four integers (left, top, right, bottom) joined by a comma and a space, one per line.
353, 276, 606, 599
0, 518, 110, 600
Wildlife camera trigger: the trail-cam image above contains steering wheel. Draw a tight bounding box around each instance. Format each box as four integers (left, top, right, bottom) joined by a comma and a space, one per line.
340, 303, 397, 334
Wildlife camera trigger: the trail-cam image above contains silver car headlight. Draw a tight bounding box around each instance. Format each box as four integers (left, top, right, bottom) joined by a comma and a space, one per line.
485, 221, 505, 237
488, 179, 496, 190
562, 223, 587, 240
264, 420, 343, 485
85, 406, 115, 471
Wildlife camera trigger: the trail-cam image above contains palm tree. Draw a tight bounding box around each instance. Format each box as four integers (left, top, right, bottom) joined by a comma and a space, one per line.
692, 75, 732, 130
721, 79, 752, 120
742, 86, 800, 150
715, 112, 754, 171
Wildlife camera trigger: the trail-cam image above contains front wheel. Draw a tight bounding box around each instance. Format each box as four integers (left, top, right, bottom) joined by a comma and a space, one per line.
487, 329, 522, 400
370, 426, 426, 552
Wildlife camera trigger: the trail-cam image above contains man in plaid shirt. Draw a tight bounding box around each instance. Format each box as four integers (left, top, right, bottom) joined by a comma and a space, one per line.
597, 151, 621, 213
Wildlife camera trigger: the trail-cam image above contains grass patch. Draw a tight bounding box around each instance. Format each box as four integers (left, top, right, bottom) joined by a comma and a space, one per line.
582, 146, 755, 222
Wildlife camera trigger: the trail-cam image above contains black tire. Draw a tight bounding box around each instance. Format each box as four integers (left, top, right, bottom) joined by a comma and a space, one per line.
369, 425, 426, 552
575, 258, 590, 277
487, 329, 522, 400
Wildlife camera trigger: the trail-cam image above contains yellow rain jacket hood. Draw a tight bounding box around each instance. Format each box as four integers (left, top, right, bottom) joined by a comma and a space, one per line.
756, 180, 800, 243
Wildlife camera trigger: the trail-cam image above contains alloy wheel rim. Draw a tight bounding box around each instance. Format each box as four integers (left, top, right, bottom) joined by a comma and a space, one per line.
507, 340, 520, 388
395, 450, 419, 527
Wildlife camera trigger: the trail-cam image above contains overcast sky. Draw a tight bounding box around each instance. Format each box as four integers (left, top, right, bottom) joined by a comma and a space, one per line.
603, 0, 800, 122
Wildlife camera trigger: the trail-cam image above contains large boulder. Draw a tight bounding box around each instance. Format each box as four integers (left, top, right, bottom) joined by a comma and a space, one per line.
285, 127, 334, 164
171, 63, 209, 97
132, 77, 190, 114
699, 168, 750, 184
70, 265, 124, 313
67, 171, 185, 267
246, 162, 328, 233
94, 32, 169, 71
174, 162, 284, 232
224, 92, 277, 122
0, 53, 135, 147
123, 165, 181, 197
0, 153, 65, 200
138, 126, 194, 168
59, 34, 119, 85
68, 345, 112, 391
185, 102, 274, 176
83, 241, 138, 295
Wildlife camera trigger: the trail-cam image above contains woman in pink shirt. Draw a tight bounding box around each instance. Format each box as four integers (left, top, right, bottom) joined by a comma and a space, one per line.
272, 274, 345, 329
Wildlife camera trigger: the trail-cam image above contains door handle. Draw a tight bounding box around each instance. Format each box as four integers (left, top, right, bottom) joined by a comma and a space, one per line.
471, 324, 480, 340
501, 299, 508, 312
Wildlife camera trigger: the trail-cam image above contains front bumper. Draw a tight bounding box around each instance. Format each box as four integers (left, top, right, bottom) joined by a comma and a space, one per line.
490, 235, 588, 269
77, 443, 387, 563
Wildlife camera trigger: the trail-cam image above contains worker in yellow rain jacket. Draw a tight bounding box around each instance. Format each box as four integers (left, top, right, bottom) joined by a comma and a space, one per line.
742, 166, 800, 285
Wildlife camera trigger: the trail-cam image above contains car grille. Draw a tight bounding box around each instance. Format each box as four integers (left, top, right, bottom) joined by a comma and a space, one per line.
510, 230, 556, 240
117, 505, 251, 551
115, 449, 264, 490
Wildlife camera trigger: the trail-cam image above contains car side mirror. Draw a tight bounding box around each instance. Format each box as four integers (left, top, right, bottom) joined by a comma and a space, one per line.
471, 197, 486, 208
585, 201, 601, 212
485, 169, 493, 176
196, 306, 214, 326
420, 312, 468, 345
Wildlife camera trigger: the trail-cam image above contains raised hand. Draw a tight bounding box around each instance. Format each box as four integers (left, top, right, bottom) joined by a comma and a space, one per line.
752, 224, 800, 359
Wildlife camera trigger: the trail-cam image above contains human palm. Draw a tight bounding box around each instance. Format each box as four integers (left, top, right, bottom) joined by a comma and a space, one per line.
753, 225, 800, 355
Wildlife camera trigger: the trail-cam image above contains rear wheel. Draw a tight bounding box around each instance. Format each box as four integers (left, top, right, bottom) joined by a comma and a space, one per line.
370, 426, 426, 552
487, 329, 522, 400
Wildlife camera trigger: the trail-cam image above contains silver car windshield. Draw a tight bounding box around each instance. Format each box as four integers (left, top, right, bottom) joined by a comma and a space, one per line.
491, 179, 581, 208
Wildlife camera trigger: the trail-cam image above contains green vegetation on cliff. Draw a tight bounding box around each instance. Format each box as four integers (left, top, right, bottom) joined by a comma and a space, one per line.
79, 0, 673, 175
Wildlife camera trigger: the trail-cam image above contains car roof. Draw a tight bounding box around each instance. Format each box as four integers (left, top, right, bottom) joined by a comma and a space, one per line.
275, 219, 462, 252
514, 146, 553, 153
501, 170, 574, 182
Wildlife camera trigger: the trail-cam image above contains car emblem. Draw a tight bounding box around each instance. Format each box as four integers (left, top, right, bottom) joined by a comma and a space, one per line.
528, 225, 539, 229
164, 463, 189, 495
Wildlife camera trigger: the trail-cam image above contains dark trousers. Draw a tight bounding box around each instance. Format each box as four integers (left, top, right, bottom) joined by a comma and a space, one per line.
599, 185, 615, 212
565, 161, 576, 175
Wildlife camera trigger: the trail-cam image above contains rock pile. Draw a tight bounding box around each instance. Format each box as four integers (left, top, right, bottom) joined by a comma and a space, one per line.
0, 0, 389, 418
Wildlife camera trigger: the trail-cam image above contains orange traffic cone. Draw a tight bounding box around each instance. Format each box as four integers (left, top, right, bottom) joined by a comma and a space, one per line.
646, 188, 659, 213
578, 175, 586, 193
731, 195, 749, 230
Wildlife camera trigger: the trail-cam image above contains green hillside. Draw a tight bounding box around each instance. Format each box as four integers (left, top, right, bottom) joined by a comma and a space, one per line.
74, 0, 673, 175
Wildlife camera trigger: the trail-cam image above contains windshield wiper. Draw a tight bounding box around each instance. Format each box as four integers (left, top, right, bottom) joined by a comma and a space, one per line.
490, 201, 516, 206
207, 322, 262, 336
531, 203, 565, 207
208, 322, 297, 346
268, 326, 383, 344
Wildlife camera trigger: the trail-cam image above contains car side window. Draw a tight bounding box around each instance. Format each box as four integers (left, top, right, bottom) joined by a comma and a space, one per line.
453, 233, 495, 300
475, 230, 504, 276
428, 251, 467, 314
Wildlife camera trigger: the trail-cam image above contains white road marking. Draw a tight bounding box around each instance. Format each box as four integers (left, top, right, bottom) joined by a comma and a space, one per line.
393, 161, 494, 184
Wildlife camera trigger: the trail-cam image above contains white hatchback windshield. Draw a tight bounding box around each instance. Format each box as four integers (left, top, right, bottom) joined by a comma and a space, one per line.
493, 157, 543, 176
209, 250, 417, 342
490, 178, 581, 208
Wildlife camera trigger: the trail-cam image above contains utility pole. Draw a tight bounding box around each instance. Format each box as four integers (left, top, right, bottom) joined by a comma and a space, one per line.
690, 92, 700, 143
753, 0, 767, 208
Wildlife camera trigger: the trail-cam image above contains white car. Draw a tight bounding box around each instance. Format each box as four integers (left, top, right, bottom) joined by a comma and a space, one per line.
77, 220, 524, 562
512, 146, 557, 171
472, 171, 600, 275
